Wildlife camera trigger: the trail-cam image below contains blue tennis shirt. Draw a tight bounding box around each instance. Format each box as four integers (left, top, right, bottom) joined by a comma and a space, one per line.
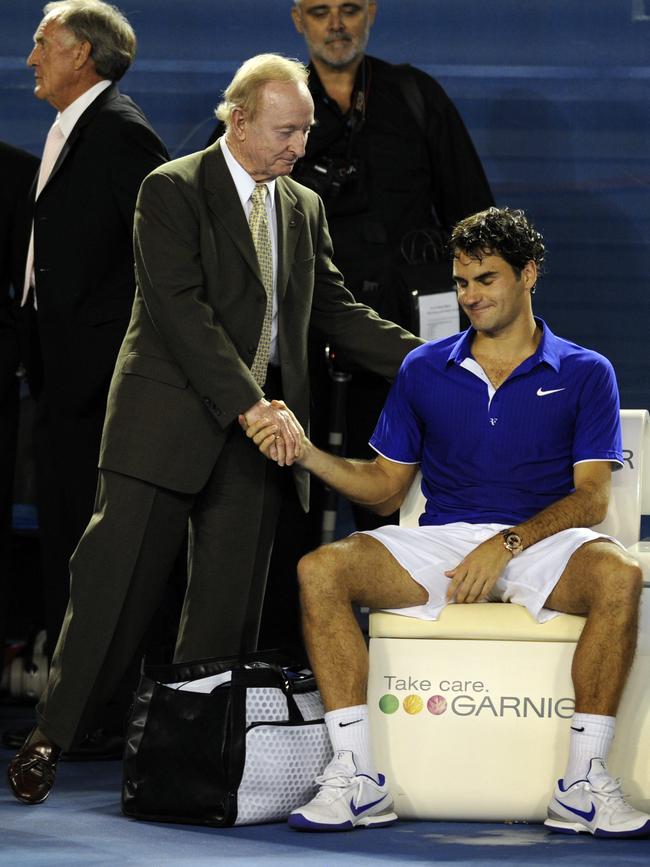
369, 318, 623, 526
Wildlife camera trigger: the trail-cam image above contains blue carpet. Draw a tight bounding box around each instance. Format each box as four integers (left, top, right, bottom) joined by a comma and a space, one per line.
1, 744, 649, 866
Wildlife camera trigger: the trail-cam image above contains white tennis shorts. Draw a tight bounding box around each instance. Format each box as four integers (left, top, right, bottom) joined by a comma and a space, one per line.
359, 522, 622, 623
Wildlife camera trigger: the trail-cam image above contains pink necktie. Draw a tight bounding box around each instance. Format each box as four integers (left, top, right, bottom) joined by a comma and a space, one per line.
22, 120, 66, 306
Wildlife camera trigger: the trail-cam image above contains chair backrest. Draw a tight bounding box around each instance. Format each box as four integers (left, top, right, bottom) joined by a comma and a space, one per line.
596, 409, 650, 546
400, 409, 650, 548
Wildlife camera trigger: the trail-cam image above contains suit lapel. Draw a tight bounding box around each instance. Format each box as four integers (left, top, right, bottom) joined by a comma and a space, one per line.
203, 141, 262, 283
202, 143, 305, 295
275, 179, 303, 300
39, 83, 120, 197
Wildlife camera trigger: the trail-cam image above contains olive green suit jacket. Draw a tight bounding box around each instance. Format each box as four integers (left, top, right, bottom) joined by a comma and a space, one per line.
99, 141, 421, 509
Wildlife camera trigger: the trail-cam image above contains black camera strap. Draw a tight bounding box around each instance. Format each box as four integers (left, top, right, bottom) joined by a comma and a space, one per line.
394, 64, 427, 136
317, 58, 370, 204
345, 56, 370, 154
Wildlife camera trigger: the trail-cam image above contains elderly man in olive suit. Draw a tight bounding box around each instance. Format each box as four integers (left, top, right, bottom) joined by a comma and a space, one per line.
8, 52, 421, 805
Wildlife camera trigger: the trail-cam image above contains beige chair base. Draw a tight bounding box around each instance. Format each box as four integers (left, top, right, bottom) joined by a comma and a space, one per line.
368, 596, 650, 822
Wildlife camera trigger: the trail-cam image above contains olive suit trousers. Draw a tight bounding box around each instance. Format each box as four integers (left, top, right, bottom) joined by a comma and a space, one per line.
36, 423, 284, 751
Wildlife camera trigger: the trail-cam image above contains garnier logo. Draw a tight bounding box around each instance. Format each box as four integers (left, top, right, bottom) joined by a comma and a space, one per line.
378, 674, 574, 719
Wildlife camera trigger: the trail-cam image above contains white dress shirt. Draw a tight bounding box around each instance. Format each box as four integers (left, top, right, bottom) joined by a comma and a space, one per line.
56, 79, 112, 140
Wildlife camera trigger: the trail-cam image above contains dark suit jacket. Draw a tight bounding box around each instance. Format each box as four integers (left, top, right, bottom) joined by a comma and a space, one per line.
0, 142, 39, 612
100, 141, 422, 509
0, 142, 38, 399
28, 83, 168, 415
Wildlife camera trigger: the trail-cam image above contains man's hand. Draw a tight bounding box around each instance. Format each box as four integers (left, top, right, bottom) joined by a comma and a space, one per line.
444, 534, 512, 604
239, 399, 304, 467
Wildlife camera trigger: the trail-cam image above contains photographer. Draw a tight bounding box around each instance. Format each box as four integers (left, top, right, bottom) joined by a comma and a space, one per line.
290, 1, 493, 528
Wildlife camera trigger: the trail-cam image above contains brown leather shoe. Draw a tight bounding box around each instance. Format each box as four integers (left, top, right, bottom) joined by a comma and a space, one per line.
7, 730, 61, 805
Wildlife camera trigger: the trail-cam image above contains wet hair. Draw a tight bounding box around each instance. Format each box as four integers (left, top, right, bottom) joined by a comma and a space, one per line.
43, 0, 136, 81
215, 53, 309, 128
450, 207, 545, 278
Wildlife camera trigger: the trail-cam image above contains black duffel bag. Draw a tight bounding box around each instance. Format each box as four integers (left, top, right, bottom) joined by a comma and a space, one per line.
121, 650, 332, 827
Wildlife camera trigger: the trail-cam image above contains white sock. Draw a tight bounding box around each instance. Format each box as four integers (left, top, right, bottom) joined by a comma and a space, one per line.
563, 713, 615, 786
325, 705, 376, 778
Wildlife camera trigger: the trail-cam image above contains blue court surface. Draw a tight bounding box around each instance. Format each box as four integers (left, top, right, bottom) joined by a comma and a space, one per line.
1, 739, 648, 866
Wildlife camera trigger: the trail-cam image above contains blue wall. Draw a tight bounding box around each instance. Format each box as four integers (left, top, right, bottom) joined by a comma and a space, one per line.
3, 0, 649, 408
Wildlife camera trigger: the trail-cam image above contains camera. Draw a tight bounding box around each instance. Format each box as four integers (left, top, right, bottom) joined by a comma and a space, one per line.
293, 154, 367, 215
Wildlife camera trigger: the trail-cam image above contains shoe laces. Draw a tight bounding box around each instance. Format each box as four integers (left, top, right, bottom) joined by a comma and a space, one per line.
312, 766, 360, 804
588, 773, 631, 807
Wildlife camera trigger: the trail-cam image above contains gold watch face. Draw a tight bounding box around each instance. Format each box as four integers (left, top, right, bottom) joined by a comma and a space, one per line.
503, 531, 522, 552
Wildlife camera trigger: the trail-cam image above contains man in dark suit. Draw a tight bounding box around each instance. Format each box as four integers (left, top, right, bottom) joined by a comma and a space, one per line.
0, 142, 39, 646
8, 52, 422, 805
20, 0, 168, 663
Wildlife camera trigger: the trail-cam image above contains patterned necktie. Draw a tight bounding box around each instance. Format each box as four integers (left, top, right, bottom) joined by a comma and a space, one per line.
249, 183, 274, 386
22, 119, 66, 306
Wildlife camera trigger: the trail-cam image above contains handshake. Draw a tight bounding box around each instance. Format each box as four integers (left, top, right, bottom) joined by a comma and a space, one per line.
239, 398, 308, 467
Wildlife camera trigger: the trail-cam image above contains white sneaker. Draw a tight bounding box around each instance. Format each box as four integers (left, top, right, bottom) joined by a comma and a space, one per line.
545, 757, 650, 838
288, 750, 398, 832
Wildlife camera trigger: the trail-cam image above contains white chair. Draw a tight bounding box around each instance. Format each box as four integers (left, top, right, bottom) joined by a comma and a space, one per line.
368, 409, 650, 821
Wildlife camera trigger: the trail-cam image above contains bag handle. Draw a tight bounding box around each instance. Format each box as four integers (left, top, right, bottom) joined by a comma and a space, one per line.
228, 662, 303, 723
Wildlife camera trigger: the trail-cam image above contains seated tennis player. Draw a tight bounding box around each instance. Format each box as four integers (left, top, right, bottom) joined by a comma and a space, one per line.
244, 207, 649, 838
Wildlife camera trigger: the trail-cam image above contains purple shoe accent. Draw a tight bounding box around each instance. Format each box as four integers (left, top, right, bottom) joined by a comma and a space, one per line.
288, 813, 352, 832
594, 819, 650, 839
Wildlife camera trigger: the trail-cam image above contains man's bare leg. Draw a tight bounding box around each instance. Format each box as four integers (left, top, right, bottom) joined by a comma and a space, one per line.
288, 533, 427, 831
545, 539, 641, 781
543, 540, 650, 837
298, 533, 427, 712
545, 540, 642, 716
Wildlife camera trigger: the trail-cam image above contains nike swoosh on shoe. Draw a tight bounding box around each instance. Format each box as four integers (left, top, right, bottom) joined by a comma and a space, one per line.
555, 799, 596, 821
350, 794, 387, 816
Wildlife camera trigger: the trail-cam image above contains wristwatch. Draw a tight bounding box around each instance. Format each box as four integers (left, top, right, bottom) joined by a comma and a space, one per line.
501, 529, 524, 557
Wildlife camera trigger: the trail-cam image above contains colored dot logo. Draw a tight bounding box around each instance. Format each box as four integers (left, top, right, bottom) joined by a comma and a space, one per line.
379, 694, 399, 714
403, 694, 423, 715
427, 694, 448, 715
379, 693, 449, 716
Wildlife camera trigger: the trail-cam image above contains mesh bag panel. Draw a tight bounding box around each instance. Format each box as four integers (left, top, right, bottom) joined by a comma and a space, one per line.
245, 687, 287, 727
235, 722, 333, 825
244, 686, 325, 726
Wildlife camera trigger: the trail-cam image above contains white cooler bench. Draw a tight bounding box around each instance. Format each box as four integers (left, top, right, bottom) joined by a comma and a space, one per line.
368, 409, 650, 821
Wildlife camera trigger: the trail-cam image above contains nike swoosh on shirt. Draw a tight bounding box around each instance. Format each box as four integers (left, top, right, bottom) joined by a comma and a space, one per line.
536, 387, 566, 397
350, 794, 387, 816
555, 798, 596, 822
